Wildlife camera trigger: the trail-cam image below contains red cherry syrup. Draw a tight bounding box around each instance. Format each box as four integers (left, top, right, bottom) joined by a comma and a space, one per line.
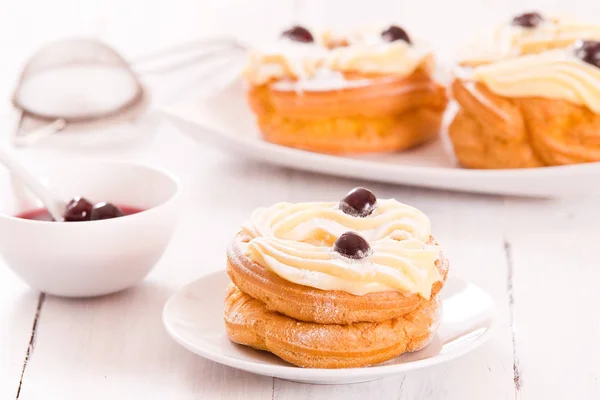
15, 205, 144, 222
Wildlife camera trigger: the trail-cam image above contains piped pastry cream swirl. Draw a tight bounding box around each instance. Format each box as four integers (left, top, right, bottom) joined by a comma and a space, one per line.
469, 49, 600, 113
241, 199, 442, 298
244, 26, 433, 88
328, 41, 433, 76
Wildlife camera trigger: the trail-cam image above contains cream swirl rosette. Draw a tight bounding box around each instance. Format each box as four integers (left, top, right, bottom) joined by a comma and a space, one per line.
467, 46, 600, 113
241, 195, 442, 298
244, 25, 434, 89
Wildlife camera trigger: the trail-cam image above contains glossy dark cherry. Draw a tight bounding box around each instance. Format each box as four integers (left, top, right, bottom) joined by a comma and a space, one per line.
381, 25, 411, 44
574, 40, 600, 68
334, 232, 371, 260
339, 187, 377, 217
63, 196, 94, 222
511, 12, 543, 28
281, 25, 314, 43
89, 202, 124, 221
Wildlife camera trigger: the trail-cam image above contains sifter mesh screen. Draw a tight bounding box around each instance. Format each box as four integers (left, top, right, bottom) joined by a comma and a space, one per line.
13, 38, 145, 123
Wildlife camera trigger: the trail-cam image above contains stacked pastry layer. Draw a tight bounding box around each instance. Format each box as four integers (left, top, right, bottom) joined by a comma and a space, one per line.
223, 189, 449, 368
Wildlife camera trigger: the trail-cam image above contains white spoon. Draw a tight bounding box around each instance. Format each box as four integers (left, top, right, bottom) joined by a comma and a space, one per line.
0, 146, 66, 221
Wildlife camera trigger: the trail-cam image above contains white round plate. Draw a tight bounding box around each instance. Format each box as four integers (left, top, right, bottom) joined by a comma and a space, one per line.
163, 270, 495, 385
160, 79, 600, 198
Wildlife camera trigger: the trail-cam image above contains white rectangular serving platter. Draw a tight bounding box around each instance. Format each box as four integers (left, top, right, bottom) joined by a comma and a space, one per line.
161, 79, 600, 198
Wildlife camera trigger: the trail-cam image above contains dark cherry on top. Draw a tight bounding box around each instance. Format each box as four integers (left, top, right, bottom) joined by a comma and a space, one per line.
511, 12, 543, 28
281, 25, 314, 43
16, 204, 143, 222
339, 187, 377, 217
574, 40, 600, 69
334, 232, 371, 260
381, 25, 411, 44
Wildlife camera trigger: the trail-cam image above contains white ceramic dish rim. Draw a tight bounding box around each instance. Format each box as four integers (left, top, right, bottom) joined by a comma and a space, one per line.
0, 160, 181, 225
161, 102, 600, 199
162, 272, 495, 379
159, 76, 600, 181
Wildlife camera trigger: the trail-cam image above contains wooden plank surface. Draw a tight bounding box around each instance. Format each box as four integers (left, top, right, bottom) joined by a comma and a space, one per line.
504, 197, 600, 399
15, 139, 517, 400
0, 268, 40, 399
1, 0, 600, 399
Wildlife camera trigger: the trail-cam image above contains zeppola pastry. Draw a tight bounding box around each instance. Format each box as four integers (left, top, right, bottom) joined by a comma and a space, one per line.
449, 12, 600, 169
224, 187, 449, 368
243, 25, 448, 154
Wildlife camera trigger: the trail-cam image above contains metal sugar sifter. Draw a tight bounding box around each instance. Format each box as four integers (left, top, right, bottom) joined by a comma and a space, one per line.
11, 37, 245, 147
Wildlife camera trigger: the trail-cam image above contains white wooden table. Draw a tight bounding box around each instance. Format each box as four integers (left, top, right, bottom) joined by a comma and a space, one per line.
1, 1, 600, 399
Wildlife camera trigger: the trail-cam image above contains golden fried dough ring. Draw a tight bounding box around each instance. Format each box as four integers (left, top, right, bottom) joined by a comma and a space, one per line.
247, 69, 448, 154
227, 233, 448, 325
224, 284, 441, 368
449, 78, 600, 169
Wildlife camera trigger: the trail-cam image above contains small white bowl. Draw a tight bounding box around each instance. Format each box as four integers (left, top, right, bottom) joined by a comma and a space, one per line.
0, 159, 180, 297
